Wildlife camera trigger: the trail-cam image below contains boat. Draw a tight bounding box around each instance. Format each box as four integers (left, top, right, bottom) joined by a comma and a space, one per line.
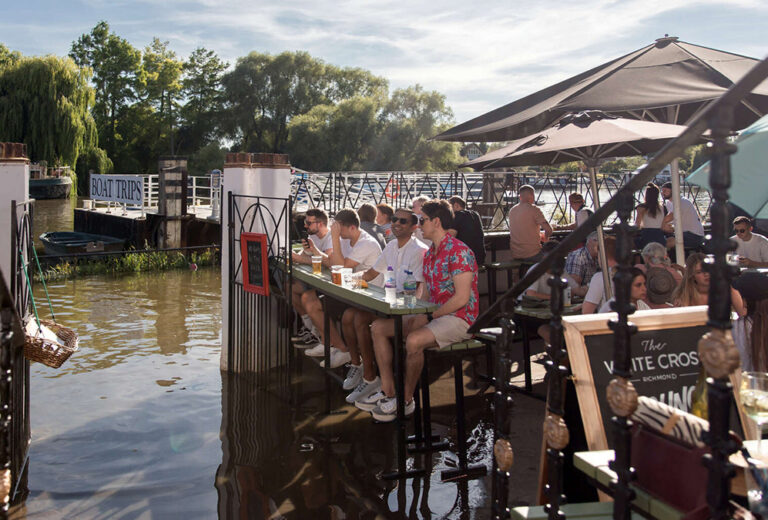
39, 232, 126, 256
29, 165, 73, 199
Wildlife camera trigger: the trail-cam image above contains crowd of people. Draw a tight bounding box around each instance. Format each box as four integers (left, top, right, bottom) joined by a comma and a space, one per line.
289, 183, 768, 419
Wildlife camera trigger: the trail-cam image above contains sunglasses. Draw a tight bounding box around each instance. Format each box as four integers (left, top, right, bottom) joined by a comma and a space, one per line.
393, 217, 413, 225
736, 228, 749, 234
419, 216, 430, 225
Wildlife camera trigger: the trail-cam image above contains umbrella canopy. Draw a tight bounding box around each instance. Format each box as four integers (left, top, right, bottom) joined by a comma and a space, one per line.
463, 111, 692, 170
686, 114, 768, 219
435, 36, 768, 143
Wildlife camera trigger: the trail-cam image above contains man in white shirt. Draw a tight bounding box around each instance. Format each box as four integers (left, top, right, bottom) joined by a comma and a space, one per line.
411, 195, 431, 247
302, 208, 383, 367
290, 209, 333, 346
582, 236, 618, 314
661, 182, 705, 250
732, 216, 768, 268
340, 209, 428, 406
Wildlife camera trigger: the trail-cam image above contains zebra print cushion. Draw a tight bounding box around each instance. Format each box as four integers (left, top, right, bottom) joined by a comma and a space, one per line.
631, 396, 708, 448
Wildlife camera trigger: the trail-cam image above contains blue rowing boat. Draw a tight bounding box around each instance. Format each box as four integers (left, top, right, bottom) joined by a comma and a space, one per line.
39, 232, 126, 256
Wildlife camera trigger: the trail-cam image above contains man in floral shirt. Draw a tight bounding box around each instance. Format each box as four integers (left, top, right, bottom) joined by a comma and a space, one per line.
365, 199, 479, 422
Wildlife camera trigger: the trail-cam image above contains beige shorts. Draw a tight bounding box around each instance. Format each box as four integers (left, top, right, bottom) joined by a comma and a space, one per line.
424, 315, 472, 348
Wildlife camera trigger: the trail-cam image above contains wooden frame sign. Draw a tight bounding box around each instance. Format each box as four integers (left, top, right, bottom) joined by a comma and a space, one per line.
563, 306, 753, 452
240, 232, 269, 296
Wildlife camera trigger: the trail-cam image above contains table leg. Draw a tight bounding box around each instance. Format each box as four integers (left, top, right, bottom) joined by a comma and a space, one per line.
521, 321, 532, 393
381, 315, 425, 480
322, 296, 332, 415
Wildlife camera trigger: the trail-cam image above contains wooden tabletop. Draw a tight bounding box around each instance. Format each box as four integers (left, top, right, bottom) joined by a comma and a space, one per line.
290, 262, 438, 316
513, 303, 583, 320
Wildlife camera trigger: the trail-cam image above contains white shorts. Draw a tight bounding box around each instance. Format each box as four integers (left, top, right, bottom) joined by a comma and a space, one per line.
423, 315, 472, 348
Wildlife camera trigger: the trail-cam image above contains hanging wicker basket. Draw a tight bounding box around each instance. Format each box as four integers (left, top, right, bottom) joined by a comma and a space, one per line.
24, 319, 79, 368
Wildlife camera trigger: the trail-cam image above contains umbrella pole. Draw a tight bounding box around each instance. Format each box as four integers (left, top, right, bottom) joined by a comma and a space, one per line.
589, 165, 612, 300
670, 159, 686, 265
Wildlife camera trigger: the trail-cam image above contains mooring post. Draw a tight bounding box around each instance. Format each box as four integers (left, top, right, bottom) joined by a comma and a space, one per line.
220, 153, 292, 373
0, 144, 29, 293
157, 156, 188, 249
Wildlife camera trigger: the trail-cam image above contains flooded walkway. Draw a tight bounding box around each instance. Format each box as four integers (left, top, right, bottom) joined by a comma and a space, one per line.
12, 267, 546, 519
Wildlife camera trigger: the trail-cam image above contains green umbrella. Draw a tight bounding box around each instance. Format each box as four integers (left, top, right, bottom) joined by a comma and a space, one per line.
686, 114, 768, 219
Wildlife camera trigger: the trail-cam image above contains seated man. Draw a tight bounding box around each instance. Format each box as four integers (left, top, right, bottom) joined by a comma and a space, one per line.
362, 200, 479, 422
290, 209, 333, 346
564, 231, 600, 297
508, 185, 552, 261
732, 216, 768, 268
340, 208, 428, 406
556, 192, 592, 231
582, 236, 617, 314
661, 182, 705, 250
447, 195, 486, 265
357, 202, 387, 249
302, 208, 382, 368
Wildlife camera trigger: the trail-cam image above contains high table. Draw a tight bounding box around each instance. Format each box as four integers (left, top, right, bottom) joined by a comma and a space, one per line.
290, 261, 438, 480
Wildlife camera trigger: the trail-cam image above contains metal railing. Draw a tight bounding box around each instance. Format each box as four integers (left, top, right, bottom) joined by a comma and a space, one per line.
290, 170, 712, 230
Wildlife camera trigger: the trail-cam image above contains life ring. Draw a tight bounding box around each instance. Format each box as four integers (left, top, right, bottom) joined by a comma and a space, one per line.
384, 178, 400, 201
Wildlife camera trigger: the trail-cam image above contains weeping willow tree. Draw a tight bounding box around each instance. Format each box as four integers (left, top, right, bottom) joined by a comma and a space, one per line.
0, 54, 109, 177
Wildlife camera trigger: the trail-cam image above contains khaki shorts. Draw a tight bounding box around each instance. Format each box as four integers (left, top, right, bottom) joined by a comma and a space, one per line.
424, 315, 471, 348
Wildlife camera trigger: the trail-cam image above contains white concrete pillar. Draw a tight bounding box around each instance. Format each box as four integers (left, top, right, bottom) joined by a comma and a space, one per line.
0, 143, 30, 293
220, 153, 291, 372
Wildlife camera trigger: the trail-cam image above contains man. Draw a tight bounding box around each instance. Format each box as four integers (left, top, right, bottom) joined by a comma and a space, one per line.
340, 208, 428, 406
302, 209, 382, 368
376, 203, 396, 243
556, 192, 592, 230
447, 196, 486, 265
582, 236, 617, 314
661, 182, 705, 250
732, 216, 768, 268
357, 202, 387, 249
565, 231, 600, 297
508, 185, 552, 261
290, 209, 332, 346
362, 200, 479, 422
411, 195, 431, 246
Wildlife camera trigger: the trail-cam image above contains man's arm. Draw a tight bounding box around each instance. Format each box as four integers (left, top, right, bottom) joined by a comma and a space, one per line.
433, 271, 473, 319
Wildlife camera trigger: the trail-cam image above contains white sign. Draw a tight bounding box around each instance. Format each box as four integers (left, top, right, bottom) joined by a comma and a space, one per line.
90, 174, 144, 205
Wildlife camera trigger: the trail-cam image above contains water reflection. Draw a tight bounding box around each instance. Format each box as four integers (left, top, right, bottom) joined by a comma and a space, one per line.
16, 267, 493, 519
31, 197, 77, 250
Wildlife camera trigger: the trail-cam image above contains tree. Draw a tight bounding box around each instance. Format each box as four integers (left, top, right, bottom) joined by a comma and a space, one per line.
0, 55, 102, 171
141, 38, 183, 155
368, 85, 460, 171
287, 96, 383, 171
70, 21, 143, 165
0, 44, 21, 69
178, 47, 227, 154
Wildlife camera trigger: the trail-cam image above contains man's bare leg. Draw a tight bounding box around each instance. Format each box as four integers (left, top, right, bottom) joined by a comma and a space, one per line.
404, 326, 438, 402
372, 316, 427, 397
353, 310, 377, 381
341, 309, 360, 365
302, 292, 348, 352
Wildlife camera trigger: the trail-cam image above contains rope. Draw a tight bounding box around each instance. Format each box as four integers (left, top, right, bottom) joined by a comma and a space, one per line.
18, 248, 40, 329
30, 244, 56, 322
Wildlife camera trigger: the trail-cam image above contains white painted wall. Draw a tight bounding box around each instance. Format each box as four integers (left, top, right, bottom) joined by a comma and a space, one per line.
0, 159, 30, 293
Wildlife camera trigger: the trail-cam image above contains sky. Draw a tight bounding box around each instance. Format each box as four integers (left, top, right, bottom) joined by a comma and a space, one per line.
2, 0, 767, 126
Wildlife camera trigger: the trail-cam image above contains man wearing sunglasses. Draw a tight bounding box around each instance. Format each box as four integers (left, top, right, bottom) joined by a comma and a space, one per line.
365, 200, 478, 422
290, 209, 333, 347
731, 216, 768, 268
342, 209, 428, 408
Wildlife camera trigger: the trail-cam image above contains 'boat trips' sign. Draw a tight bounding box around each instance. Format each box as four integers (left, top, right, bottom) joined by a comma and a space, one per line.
90, 174, 144, 205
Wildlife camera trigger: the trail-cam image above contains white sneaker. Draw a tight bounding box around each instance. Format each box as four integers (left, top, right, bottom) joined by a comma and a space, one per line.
304, 343, 327, 357
355, 389, 388, 412
371, 396, 415, 423
346, 377, 381, 404
342, 364, 363, 390
319, 348, 351, 369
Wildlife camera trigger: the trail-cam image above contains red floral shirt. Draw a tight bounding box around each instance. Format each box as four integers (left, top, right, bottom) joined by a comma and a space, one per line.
423, 234, 479, 325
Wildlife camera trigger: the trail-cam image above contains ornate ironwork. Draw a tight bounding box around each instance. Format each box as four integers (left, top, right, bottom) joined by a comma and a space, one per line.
491, 316, 515, 519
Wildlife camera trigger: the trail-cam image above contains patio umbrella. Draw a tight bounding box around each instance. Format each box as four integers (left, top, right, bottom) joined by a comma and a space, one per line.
436, 36, 768, 263
686, 114, 768, 219
464, 111, 696, 298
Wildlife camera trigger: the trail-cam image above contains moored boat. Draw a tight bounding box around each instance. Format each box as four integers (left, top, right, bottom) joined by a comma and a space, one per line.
29, 164, 74, 199
39, 232, 126, 256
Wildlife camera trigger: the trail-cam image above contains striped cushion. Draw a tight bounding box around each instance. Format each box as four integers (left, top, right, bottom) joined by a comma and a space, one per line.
631, 396, 708, 448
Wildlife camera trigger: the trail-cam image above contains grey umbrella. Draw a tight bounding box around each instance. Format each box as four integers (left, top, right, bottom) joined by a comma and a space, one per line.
436, 36, 767, 263
465, 111, 697, 298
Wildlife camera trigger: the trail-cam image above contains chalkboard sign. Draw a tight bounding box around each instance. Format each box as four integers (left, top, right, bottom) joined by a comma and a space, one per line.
240, 233, 269, 296
563, 306, 753, 451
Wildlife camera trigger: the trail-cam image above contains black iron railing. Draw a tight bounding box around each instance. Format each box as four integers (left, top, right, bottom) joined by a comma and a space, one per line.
479, 55, 768, 519
227, 193, 293, 384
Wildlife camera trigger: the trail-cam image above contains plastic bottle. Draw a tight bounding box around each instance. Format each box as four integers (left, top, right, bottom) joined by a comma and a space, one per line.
564, 286, 572, 306
403, 270, 418, 308
384, 266, 397, 305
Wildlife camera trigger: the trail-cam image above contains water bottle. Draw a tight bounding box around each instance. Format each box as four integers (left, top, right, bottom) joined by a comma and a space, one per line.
564, 286, 572, 306
384, 266, 397, 304
403, 270, 418, 308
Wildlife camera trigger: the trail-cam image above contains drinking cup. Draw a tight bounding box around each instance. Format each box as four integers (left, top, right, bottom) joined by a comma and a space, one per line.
331, 265, 343, 284
340, 268, 354, 288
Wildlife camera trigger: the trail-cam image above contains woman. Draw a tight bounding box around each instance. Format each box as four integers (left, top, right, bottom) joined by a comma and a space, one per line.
598, 267, 652, 312
635, 242, 684, 308
634, 183, 666, 249
672, 253, 746, 316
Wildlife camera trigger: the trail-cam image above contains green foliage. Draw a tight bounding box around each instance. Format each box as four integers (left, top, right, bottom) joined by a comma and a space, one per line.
599, 156, 645, 173
178, 47, 227, 154
140, 38, 184, 155
36, 248, 219, 281
188, 142, 226, 177
0, 44, 21, 69
0, 54, 103, 170
75, 147, 113, 194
